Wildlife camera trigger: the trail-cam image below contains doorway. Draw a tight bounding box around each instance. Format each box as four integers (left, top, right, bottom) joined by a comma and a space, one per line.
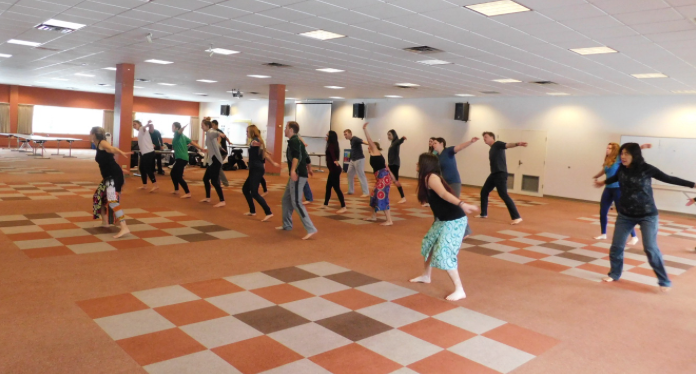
497, 130, 548, 197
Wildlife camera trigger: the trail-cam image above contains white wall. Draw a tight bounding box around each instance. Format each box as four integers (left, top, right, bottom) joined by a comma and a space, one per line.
329, 96, 696, 215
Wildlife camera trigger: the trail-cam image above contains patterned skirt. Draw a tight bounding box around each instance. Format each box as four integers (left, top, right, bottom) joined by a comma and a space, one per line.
92, 179, 121, 222
369, 168, 391, 212
421, 217, 468, 270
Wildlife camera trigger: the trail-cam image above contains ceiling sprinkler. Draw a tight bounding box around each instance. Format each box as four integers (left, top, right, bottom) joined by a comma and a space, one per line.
209, 44, 214, 57
146, 33, 153, 43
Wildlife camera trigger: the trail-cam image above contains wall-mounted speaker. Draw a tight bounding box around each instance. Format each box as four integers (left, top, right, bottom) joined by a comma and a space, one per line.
455, 102, 469, 122
353, 103, 366, 119
220, 105, 231, 116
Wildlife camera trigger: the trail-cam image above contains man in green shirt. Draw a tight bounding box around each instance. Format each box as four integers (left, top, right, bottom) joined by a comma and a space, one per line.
277, 121, 317, 240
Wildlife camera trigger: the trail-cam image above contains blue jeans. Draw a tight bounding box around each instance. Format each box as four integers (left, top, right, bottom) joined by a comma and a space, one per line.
600, 188, 636, 237
303, 181, 313, 202
608, 214, 671, 287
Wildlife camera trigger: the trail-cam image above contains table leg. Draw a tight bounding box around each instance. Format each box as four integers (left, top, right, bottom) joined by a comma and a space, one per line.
52, 140, 61, 155
63, 141, 76, 158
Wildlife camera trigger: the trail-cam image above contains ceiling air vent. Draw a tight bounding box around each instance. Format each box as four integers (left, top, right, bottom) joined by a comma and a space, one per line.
97, 83, 109, 86
530, 81, 556, 85
403, 46, 444, 54
263, 62, 291, 68
249, 92, 259, 95
480, 91, 500, 94
136, 78, 151, 82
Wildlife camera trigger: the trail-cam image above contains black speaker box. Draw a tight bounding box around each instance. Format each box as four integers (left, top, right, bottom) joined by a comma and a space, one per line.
353, 103, 365, 119
220, 105, 231, 116
455, 102, 469, 122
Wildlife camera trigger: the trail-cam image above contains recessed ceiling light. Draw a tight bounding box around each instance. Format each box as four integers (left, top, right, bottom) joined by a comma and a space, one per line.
8, 39, 42, 47
97, 84, 110, 86
75, 73, 94, 77
249, 99, 259, 101
395, 83, 420, 87
570, 47, 617, 55
39, 19, 86, 31
632, 73, 668, 79
300, 30, 346, 41
206, 48, 239, 55
385, 95, 402, 98
158, 83, 176, 86
103, 67, 116, 71
52, 78, 68, 81
194, 93, 208, 96
316, 68, 345, 73
672, 90, 696, 94
0, 53, 11, 58
286, 97, 298, 100
547, 92, 570, 96
154, 93, 165, 95
417, 59, 452, 66
455, 94, 475, 97
196, 79, 217, 83
466, 1, 530, 17
247, 75, 270, 78
329, 96, 344, 99
324, 86, 344, 89
493, 79, 521, 83
134, 86, 144, 89
145, 59, 173, 64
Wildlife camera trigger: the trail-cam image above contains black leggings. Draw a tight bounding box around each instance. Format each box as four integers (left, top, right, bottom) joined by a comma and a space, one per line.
260, 177, 267, 193
324, 169, 346, 207
139, 152, 157, 184
243, 167, 271, 214
170, 158, 189, 194
154, 145, 163, 173
480, 172, 520, 219
203, 157, 224, 201
389, 165, 405, 198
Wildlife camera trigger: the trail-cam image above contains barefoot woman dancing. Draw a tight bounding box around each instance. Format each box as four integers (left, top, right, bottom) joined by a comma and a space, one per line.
410, 153, 479, 301
594, 143, 695, 291
244, 125, 280, 221
362, 122, 394, 226
193, 118, 226, 208
323, 130, 347, 214
90, 127, 131, 239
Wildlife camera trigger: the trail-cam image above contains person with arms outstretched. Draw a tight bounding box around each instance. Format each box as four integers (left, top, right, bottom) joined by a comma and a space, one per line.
478, 132, 524, 225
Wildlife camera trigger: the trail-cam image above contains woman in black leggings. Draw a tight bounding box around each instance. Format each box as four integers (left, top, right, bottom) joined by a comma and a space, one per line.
243, 125, 279, 221
324, 131, 347, 213
388, 129, 407, 203
193, 118, 225, 208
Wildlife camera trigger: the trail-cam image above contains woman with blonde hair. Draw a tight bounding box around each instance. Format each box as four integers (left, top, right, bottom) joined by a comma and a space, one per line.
246, 125, 280, 221
89, 126, 131, 239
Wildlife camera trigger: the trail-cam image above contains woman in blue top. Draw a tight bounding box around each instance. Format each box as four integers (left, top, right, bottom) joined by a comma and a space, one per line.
592, 142, 650, 244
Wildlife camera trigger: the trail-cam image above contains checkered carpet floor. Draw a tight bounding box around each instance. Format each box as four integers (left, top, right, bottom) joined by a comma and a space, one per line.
0, 181, 97, 201
77, 262, 558, 374
577, 213, 696, 240
461, 229, 696, 287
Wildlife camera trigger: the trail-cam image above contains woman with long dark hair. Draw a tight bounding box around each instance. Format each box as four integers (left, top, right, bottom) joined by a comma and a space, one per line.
362, 123, 394, 226
323, 130, 347, 213
595, 143, 695, 291
387, 129, 407, 204
89, 126, 131, 239
410, 153, 478, 301
244, 125, 279, 221
193, 118, 226, 208
592, 142, 639, 243
428, 137, 437, 155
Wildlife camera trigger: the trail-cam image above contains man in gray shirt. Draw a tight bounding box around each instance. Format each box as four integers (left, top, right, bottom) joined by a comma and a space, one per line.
343, 129, 369, 197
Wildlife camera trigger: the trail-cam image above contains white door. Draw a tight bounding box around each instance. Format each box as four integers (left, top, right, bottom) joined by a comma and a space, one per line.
498, 130, 547, 197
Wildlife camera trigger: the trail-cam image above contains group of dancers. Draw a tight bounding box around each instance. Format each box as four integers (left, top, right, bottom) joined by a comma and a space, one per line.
88, 120, 695, 299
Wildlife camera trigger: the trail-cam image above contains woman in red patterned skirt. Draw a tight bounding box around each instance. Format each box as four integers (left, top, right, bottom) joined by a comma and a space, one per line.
362, 122, 397, 226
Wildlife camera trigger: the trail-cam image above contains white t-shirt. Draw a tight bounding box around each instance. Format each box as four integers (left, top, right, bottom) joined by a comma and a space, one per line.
138, 126, 154, 154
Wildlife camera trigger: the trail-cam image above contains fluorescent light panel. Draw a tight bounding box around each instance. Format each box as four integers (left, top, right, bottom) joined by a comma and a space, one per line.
158, 83, 176, 86
672, 90, 696, 94
103, 67, 116, 71
75, 73, 94, 77
456, 94, 474, 97
300, 30, 346, 40
324, 86, 344, 89
7, 39, 41, 47
493, 78, 521, 83
395, 83, 420, 87
329, 96, 344, 99
632, 73, 668, 79
385, 95, 402, 98
145, 59, 173, 64
466, 1, 531, 17
42, 19, 86, 30
197, 79, 217, 83
52, 78, 68, 81
316, 68, 344, 73
206, 48, 239, 55
0, 53, 11, 58
570, 46, 617, 55
417, 59, 452, 66
547, 92, 570, 96
134, 86, 144, 89
247, 75, 270, 78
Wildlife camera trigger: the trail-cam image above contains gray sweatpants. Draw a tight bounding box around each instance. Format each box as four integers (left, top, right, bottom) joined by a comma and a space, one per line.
282, 177, 317, 234
347, 158, 369, 195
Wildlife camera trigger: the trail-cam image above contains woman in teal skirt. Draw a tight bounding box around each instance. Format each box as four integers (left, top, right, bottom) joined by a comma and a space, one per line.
410, 153, 478, 301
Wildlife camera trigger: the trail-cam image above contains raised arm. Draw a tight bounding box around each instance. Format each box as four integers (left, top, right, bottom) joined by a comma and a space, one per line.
453, 137, 479, 153
506, 142, 528, 149
146, 120, 155, 134
177, 124, 188, 135
397, 136, 407, 145
650, 167, 695, 189
362, 122, 375, 150
100, 141, 130, 157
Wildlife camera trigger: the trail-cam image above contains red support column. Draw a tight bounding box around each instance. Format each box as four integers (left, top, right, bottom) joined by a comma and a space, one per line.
9, 85, 19, 133
265, 84, 286, 175
113, 63, 135, 172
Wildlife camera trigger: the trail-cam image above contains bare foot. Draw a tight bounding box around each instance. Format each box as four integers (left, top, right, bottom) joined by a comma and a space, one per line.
244, 212, 256, 216
214, 201, 226, 208
446, 289, 467, 301
363, 217, 377, 222
261, 192, 269, 197
380, 221, 393, 226
660, 286, 671, 293
476, 215, 487, 219
302, 201, 312, 205
275, 226, 286, 230
137, 186, 147, 190
409, 275, 431, 283
336, 207, 347, 214
398, 198, 407, 204
594, 234, 607, 240
262, 214, 273, 222
627, 237, 639, 246
361, 194, 369, 198
171, 190, 179, 194
181, 193, 191, 199
422, 203, 430, 207
302, 231, 317, 240
113, 227, 130, 239
149, 185, 159, 193
511, 218, 523, 225
602, 277, 615, 283
200, 198, 211, 203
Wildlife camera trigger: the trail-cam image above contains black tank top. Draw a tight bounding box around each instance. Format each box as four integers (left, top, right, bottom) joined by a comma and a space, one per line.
248, 138, 265, 170
427, 186, 465, 221
95, 141, 124, 190
370, 154, 386, 173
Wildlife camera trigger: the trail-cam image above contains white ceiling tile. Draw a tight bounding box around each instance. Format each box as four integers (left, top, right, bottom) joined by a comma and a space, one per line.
561, 16, 625, 30
135, 3, 191, 17
258, 7, 315, 22
631, 19, 695, 34
320, 9, 379, 24
314, 0, 379, 10
217, 0, 279, 13
590, 0, 670, 15
285, 1, 344, 16
75, 1, 128, 15
613, 8, 683, 25
195, 5, 251, 19
150, 0, 211, 11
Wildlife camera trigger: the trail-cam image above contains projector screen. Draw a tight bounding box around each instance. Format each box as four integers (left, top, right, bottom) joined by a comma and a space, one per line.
295, 103, 331, 138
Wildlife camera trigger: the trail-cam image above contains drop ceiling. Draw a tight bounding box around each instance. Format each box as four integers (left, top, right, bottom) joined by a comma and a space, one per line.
0, 0, 695, 102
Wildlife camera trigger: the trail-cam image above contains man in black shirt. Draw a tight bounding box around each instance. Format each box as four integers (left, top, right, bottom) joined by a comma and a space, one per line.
150, 127, 165, 175
343, 129, 369, 197
211, 120, 229, 187
479, 131, 525, 225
